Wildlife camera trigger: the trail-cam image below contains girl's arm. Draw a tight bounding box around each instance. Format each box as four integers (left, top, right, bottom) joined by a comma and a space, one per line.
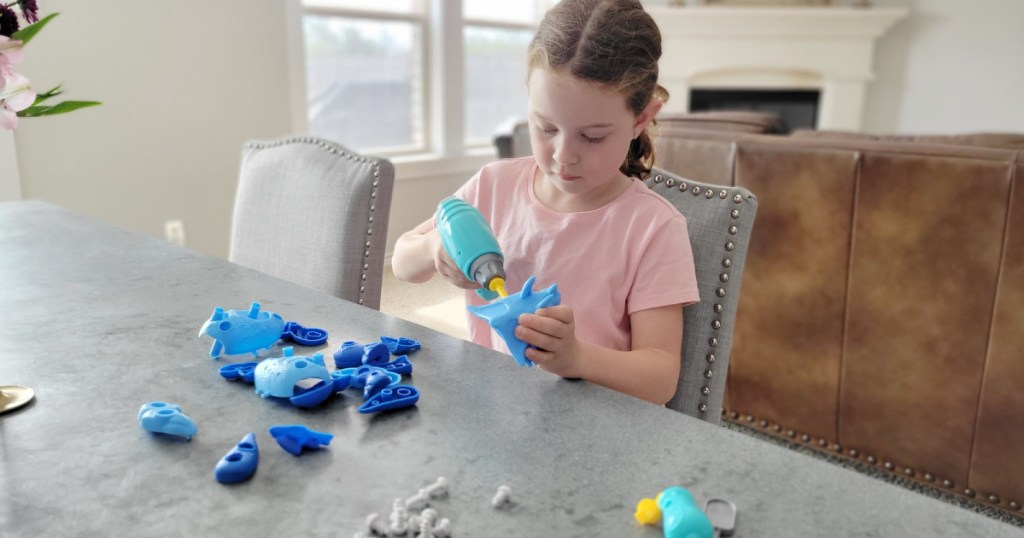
515, 304, 683, 405
392, 219, 478, 289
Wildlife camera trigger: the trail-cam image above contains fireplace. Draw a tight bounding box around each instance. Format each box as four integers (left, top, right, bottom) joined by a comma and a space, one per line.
648, 5, 907, 131
690, 88, 820, 132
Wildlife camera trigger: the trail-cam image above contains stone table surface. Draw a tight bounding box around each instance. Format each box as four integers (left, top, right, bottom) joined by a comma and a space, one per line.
2, 200, 1021, 538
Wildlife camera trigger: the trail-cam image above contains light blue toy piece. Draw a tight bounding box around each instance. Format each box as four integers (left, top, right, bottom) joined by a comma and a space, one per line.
214, 432, 259, 484
337, 366, 401, 389
380, 336, 421, 354
253, 347, 331, 400
658, 487, 714, 538
268, 425, 333, 456
198, 302, 285, 358
466, 275, 560, 367
138, 401, 197, 440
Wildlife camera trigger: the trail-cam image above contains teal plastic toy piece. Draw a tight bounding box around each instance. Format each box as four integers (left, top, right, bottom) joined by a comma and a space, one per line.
253, 347, 331, 401
138, 401, 197, 440
268, 425, 333, 456
199, 302, 285, 358
658, 487, 714, 538
436, 197, 506, 301
214, 433, 259, 484
466, 275, 560, 367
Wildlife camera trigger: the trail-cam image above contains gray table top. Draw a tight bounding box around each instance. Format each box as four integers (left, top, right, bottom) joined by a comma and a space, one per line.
1, 200, 1020, 538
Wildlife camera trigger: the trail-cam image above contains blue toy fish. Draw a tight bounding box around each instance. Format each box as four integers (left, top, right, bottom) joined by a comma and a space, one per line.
466, 275, 560, 367
199, 302, 285, 358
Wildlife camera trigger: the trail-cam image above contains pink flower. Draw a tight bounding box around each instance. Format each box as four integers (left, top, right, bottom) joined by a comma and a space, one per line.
0, 35, 25, 78
0, 72, 35, 130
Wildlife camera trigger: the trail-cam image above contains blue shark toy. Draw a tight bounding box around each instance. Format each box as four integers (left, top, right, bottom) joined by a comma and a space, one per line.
199, 302, 285, 358
467, 275, 561, 367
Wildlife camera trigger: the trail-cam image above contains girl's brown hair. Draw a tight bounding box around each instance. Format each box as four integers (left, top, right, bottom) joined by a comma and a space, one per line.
527, 0, 668, 179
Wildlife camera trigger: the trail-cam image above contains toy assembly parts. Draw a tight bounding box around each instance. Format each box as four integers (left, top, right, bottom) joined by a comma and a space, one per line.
467, 275, 561, 367
138, 401, 198, 440
198, 302, 329, 358
215, 433, 259, 484
357, 477, 453, 538
634, 487, 736, 538
268, 424, 333, 456
219, 341, 421, 413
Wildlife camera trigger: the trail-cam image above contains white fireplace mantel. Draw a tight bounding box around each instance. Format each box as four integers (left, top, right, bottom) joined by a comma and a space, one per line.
648, 6, 908, 130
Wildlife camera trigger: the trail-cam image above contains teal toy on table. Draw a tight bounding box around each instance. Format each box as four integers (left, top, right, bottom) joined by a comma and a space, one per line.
435, 197, 509, 300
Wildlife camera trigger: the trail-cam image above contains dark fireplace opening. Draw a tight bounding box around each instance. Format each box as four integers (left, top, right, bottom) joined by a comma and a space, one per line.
689, 88, 820, 133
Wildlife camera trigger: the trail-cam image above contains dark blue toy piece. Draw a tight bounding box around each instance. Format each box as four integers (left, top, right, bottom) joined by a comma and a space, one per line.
281, 321, 329, 346
330, 369, 352, 392
359, 385, 420, 414
381, 355, 412, 376
362, 342, 390, 366
333, 340, 364, 369
268, 425, 333, 456
289, 380, 335, 408
337, 366, 401, 389
363, 370, 391, 400
218, 361, 258, 383
466, 275, 560, 367
198, 302, 285, 359
380, 336, 421, 354
214, 432, 259, 484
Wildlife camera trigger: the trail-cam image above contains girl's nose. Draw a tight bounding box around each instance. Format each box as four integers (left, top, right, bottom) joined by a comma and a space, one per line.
553, 137, 579, 166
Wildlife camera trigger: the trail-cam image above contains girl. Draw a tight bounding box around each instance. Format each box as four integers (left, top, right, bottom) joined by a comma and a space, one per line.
391, 0, 698, 405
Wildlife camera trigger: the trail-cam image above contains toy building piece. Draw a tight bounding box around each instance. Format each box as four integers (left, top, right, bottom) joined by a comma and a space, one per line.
381, 355, 413, 376
138, 401, 198, 440
214, 432, 259, 484
268, 424, 333, 456
280, 321, 329, 346
358, 386, 420, 414
362, 342, 391, 366
333, 340, 365, 369
491, 485, 512, 508
703, 498, 738, 537
340, 366, 400, 389
254, 347, 331, 401
218, 361, 258, 383
198, 302, 286, 358
330, 369, 353, 392
466, 275, 560, 367
658, 487, 713, 538
380, 336, 421, 354
363, 370, 392, 400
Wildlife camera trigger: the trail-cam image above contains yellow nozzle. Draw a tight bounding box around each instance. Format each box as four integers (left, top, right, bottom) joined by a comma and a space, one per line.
489, 277, 508, 298
634, 497, 661, 526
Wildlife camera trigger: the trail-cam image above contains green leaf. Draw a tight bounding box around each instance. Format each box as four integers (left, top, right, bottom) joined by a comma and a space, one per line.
18, 100, 101, 117
30, 85, 63, 106
11, 13, 60, 45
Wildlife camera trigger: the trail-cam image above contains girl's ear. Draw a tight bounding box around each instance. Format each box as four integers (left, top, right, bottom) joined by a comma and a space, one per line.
633, 98, 664, 138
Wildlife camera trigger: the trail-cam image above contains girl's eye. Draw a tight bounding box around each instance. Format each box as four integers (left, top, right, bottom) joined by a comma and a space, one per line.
582, 134, 606, 144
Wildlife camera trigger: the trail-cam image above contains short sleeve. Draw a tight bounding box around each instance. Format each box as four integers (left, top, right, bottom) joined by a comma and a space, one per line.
626, 215, 700, 314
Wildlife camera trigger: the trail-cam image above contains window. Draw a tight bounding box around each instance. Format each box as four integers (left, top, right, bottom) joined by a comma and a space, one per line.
301, 0, 553, 157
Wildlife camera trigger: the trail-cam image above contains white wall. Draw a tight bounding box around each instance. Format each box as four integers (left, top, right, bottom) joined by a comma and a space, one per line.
864, 0, 1024, 134
11, 0, 296, 258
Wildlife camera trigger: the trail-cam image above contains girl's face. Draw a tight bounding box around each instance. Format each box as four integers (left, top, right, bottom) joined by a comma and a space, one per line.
527, 67, 657, 211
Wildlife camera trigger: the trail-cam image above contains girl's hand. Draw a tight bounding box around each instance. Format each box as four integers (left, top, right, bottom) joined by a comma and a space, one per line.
515, 305, 580, 377
428, 229, 479, 290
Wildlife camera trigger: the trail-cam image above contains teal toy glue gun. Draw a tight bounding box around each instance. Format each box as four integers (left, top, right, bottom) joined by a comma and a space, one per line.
435, 197, 508, 301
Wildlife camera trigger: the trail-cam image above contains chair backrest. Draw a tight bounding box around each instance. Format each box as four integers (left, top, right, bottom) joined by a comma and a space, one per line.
493, 117, 532, 159
229, 137, 395, 309
641, 167, 757, 423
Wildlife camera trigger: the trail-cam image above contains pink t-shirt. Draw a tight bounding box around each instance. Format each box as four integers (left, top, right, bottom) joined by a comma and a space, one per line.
450, 156, 700, 353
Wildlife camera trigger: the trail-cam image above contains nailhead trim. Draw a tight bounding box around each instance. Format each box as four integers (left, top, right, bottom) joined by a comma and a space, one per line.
646, 172, 748, 417
723, 408, 1023, 514
245, 137, 382, 306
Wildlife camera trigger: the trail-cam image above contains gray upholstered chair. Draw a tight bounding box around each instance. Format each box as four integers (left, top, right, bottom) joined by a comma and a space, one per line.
228, 137, 395, 309
493, 116, 532, 159
642, 167, 757, 423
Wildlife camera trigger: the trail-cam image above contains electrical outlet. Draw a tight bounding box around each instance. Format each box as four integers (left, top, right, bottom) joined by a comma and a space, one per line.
164, 219, 186, 247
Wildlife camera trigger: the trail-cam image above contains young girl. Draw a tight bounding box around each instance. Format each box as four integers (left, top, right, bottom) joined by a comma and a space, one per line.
391, 0, 699, 405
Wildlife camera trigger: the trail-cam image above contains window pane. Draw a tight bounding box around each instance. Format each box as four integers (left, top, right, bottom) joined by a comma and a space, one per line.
464, 26, 533, 144
464, 0, 550, 24
304, 15, 423, 151
303, 0, 424, 16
